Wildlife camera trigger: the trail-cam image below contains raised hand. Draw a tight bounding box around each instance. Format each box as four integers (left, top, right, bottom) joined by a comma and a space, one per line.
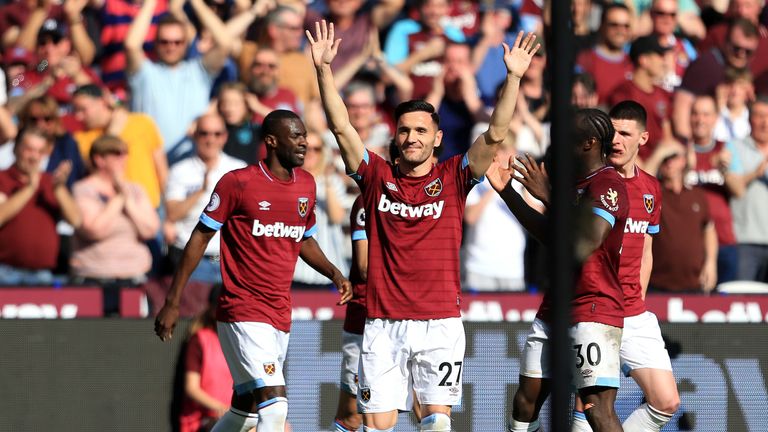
486, 155, 515, 193
510, 153, 550, 207
306, 20, 341, 68
502, 31, 541, 79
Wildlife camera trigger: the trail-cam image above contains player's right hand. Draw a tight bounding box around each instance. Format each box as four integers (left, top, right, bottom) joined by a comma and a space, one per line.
306, 20, 341, 68
334, 275, 353, 305
154, 303, 180, 342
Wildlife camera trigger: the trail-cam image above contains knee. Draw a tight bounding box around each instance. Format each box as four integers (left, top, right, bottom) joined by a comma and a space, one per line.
584, 400, 617, 424
419, 413, 451, 432
363, 413, 397, 431
257, 398, 288, 431
649, 394, 680, 415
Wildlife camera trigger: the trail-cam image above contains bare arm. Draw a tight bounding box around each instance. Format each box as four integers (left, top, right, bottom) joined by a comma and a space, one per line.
153, 148, 169, 194
224, 0, 275, 56
700, 221, 718, 293
371, 0, 404, 29
65, 0, 96, 65
124, 0, 156, 74
640, 234, 653, 298
122, 184, 160, 240
15, 7, 47, 52
677, 12, 707, 40
324, 175, 346, 225
155, 224, 216, 341
0, 179, 38, 227
731, 158, 768, 198
353, 238, 368, 282
51, 162, 82, 228
190, 0, 232, 74
0, 106, 18, 142
486, 159, 548, 242
467, 32, 539, 180
308, 21, 366, 173
672, 90, 694, 141
299, 236, 352, 304
184, 372, 228, 415
76, 191, 126, 240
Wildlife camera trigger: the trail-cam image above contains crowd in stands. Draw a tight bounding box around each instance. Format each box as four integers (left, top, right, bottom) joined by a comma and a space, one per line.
2, 0, 768, 316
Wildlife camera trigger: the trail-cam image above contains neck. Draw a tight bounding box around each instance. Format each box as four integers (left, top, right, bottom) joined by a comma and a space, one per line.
334, 14, 354, 29
200, 154, 220, 170
632, 70, 655, 92
265, 156, 293, 181
663, 175, 683, 193
398, 159, 433, 177
693, 134, 713, 146
598, 41, 623, 56
580, 156, 606, 178
616, 161, 636, 178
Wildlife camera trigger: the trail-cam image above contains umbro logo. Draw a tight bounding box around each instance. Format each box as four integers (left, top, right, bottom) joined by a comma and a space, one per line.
386, 182, 398, 192
259, 201, 271, 211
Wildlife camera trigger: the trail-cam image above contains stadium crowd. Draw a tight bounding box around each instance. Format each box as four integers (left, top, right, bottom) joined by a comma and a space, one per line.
2, 0, 768, 315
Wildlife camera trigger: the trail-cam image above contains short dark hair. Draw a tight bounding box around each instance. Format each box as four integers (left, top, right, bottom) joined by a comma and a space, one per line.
260, 109, 301, 140
573, 72, 597, 94
73, 84, 104, 98
609, 100, 647, 130
394, 100, 440, 127
729, 18, 759, 39
574, 108, 615, 158
600, 3, 631, 27
157, 14, 187, 30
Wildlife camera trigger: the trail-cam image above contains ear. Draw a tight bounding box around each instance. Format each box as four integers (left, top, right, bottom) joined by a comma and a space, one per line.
639, 130, 650, 146
433, 129, 443, 148
264, 134, 277, 150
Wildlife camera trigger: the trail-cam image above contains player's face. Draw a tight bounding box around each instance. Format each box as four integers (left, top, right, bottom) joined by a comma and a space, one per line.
609, 118, 647, 168
396, 111, 442, 167
273, 118, 309, 168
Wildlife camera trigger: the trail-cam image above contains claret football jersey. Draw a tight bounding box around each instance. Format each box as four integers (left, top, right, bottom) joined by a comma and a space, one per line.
344, 194, 368, 335
351, 150, 481, 320
200, 161, 317, 331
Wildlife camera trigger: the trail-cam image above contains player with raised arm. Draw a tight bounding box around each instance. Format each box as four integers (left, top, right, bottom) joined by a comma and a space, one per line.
487, 109, 628, 432
154, 109, 352, 432
570, 102, 679, 432
308, 20, 539, 432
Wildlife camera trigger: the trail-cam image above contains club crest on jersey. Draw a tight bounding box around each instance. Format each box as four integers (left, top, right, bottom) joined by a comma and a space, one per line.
600, 188, 619, 212
360, 387, 371, 402
643, 194, 654, 213
263, 362, 276, 376
298, 197, 309, 218
425, 178, 443, 197
205, 192, 220, 212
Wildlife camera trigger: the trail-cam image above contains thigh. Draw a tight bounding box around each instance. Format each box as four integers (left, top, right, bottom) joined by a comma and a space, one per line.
339, 330, 363, 395
217, 321, 289, 395
570, 322, 621, 390
358, 319, 411, 413
412, 318, 466, 407
520, 318, 551, 379
620, 312, 672, 376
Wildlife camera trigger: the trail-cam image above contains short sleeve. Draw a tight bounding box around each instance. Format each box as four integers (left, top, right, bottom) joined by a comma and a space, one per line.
384, 19, 420, 65
727, 140, 744, 174
349, 195, 366, 241
200, 171, 241, 231
303, 182, 318, 238
458, 153, 483, 195
589, 174, 628, 227
349, 149, 384, 193
649, 180, 662, 234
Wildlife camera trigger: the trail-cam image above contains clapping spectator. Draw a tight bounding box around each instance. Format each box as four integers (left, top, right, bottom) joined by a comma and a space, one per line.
165, 114, 246, 284
71, 135, 159, 314
0, 127, 81, 284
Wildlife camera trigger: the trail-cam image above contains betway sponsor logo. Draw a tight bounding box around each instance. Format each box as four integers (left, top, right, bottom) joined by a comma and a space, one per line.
624, 218, 649, 234
377, 194, 444, 219
252, 220, 305, 243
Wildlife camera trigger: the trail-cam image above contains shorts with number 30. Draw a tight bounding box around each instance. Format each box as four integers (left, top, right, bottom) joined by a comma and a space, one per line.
357, 317, 465, 413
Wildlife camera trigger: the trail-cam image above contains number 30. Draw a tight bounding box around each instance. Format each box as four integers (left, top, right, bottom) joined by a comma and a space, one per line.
573, 343, 601, 369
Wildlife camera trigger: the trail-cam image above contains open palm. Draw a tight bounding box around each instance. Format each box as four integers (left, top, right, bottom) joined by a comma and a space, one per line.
503, 31, 541, 78
306, 20, 341, 68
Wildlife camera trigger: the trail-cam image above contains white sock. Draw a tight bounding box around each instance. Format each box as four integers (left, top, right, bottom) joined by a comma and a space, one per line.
256, 397, 288, 432
420, 413, 451, 431
362, 427, 394, 431
508, 418, 540, 431
571, 410, 593, 432
211, 407, 259, 432
622, 403, 673, 432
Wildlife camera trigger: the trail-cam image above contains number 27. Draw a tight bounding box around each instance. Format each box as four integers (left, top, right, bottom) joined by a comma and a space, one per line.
439, 361, 463, 386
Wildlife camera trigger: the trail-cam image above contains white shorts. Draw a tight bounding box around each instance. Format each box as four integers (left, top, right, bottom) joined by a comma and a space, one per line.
340, 330, 363, 395
571, 322, 622, 389
217, 321, 290, 395
520, 319, 622, 389
358, 317, 465, 413
620, 311, 673, 376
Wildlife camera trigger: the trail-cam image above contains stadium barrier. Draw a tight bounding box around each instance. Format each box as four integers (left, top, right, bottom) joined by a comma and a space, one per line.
0, 319, 766, 431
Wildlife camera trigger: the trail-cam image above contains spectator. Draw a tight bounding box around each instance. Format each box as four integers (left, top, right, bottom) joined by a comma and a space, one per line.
125, 0, 232, 161
291, 132, 348, 290
70, 135, 159, 314
649, 143, 718, 293
648, 0, 699, 91
714, 68, 753, 142
13, 0, 95, 66
384, 0, 466, 100
576, 3, 634, 105
0, 0, 66, 50
472, 1, 519, 106
425, 42, 488, 161
673, 18, 760, 140
245, 47, 302, 123
632, 0, 706, 41
338, 81, 391, 156
729, 96, 768, 282
72, 84, 167, 209
609, 35, 673, 159
571, 72, 599, 109
462, 141, 529, 292
571, 0, 598, 54
178, 285, 232, 432
165, 114, 246, 285
17, 95, 87, 188
0, 127, 81, 284
217, 82, 262, 165
7, 18, 101, 120
304, 0, 404, 73
683, 94, 742, 284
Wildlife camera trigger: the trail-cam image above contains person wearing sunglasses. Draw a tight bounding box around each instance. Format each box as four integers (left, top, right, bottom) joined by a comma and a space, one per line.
164, 113, 246, 284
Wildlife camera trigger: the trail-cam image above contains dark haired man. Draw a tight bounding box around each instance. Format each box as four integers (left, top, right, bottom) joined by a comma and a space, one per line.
310, 20, 538, 431
155, 110, 352, 432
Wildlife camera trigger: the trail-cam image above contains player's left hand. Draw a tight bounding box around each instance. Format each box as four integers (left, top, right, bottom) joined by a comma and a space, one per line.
510, 153, 550, 207
502, 31, 541, 79
334, 275, 353, 305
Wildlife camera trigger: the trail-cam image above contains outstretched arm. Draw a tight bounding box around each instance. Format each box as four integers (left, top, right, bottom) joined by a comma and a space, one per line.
307, 20, 366, 173
124, 0, 156, 74
154, 224, 216, 341
486, 157, 547, 243
466, 32, 540, 179
299, 237, 353, 305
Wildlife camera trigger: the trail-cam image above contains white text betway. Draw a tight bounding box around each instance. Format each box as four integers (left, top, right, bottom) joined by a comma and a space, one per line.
377, 194, 444, 219
252, 220, 305, 242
